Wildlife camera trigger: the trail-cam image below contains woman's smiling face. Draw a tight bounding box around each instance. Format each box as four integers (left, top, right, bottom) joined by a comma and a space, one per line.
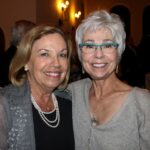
81, 28, 118, 80
26, 33, 68, 91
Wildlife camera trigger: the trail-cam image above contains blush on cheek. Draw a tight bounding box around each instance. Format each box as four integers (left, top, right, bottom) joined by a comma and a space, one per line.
81, 55, 91, 62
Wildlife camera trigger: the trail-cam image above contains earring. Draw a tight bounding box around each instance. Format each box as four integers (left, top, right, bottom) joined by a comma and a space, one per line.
115, 65, 120, 75
115, 65, 118, 73
24, 65, 29, 71
82, 67, 85, 74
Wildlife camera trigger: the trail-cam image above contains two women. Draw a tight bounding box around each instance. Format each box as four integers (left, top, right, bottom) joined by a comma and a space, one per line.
2, 10, 150, 150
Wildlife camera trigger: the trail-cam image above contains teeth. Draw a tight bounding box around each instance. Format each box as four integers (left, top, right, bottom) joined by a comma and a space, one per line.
46, 72, 60, 76
93, 64, 105, 67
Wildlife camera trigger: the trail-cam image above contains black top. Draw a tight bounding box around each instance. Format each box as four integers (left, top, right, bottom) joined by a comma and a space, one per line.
32, 96, 75, 150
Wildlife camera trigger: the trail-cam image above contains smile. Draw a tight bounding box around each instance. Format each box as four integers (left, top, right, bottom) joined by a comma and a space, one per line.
92, 63, 106, 68
45, 72, 61, 77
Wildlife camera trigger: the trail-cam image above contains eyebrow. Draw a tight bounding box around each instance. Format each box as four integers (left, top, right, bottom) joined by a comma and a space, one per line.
83, 39, 94, 43
36, 48, 68, 56
37, 49, 49, 53
61, 49, 68, 52
83, 39, 114, 43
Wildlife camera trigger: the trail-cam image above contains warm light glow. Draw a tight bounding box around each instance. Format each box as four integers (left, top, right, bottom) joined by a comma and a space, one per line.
65, 1, 69, 6
70, 3, 76, 26
61, 1, 69, 10
78, 11, 81, 16
56, 0, 63, 15
61, 3, 67, 9
56, 0, 82, 27
75, 11, 82, 19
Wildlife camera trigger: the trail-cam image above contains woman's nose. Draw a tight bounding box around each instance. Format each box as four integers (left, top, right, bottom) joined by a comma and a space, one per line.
94, 46, 104, 58
52, 56, 60, 67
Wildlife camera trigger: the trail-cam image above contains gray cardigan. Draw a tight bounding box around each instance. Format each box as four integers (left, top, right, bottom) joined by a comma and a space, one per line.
1, 82, 36, 150
68, 78, 150, 150
1, 82, 71, 150
0, 93, 9, 150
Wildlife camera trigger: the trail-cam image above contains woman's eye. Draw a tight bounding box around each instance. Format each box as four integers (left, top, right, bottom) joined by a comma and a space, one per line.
40, 52, 49, 57
60, 53, 67, 58
103, 44, 113, 48
86, 45, 95, 49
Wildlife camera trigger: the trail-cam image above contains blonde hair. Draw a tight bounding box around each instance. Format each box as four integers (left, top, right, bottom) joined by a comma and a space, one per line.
9, 25, 72, 89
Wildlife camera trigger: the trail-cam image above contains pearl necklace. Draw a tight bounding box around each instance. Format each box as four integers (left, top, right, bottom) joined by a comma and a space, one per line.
31, 93, 60, 128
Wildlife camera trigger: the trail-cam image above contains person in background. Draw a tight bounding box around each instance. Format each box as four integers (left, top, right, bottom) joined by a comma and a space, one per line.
0, 27, 5, 86
1, 20, 36, 86
0, 27, 5, 54
0, 25, 74, 149
68, 10, 150, 149
0, 28, 6, 146
117, 43, 144, 88
137, 32, 150, 88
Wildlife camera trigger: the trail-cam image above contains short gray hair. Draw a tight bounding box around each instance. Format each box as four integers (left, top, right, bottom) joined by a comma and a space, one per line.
75, 10, 126, 62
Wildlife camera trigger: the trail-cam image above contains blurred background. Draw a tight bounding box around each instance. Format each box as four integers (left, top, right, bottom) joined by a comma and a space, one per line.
0, 0, 149, 48
0, 0, 150, 88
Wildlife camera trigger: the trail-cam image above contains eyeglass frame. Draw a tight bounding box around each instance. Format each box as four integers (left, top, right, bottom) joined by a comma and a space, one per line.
79, 42, 119, 54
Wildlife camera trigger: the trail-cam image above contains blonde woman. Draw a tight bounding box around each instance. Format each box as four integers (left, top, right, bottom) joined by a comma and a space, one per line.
1, 25, 74, 150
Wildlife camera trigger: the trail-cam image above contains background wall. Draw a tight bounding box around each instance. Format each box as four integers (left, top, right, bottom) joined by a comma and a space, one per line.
0, 0, 150, 49
0, 0, 36, 49
83, 0, 150, 45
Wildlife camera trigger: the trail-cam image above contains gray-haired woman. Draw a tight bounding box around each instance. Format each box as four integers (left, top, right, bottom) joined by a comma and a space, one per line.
68, 10, 150, 150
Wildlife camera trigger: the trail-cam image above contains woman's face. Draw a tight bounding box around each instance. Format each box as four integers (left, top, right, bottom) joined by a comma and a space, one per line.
81, 28, 118, 80
26, 33, 68, 92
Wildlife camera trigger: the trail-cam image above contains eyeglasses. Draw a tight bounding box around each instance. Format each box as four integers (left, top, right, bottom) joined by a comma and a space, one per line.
79, 42, 119, 54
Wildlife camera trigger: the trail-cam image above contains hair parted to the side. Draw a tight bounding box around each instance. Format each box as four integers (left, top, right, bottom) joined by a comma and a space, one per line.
75, 10, 126, 62
9, 24, 72, 89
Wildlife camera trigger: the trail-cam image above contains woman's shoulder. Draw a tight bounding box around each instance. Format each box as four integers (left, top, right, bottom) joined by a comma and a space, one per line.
0, 82, 29, 96
54, 89, 72, 101
0, 82, 30, 107
132, 87, 150, 98
68, 78, 91, 88
131, 87, 150, 109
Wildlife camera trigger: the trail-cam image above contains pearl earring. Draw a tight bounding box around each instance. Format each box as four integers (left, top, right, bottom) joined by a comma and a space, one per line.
82, 67, 85, 74
24, 65, 29, 71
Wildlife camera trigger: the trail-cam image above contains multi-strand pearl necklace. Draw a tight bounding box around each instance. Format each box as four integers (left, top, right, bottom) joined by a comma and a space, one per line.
31, 93, 60, 128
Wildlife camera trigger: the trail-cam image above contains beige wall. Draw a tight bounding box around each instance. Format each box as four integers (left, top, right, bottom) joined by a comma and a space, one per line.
83, 0, 150, 45
0, 0, 36, 49
0, 0, 82, 49
36, 0, 150, 45
0, 0, 150, 49
36, 0, 83, 32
